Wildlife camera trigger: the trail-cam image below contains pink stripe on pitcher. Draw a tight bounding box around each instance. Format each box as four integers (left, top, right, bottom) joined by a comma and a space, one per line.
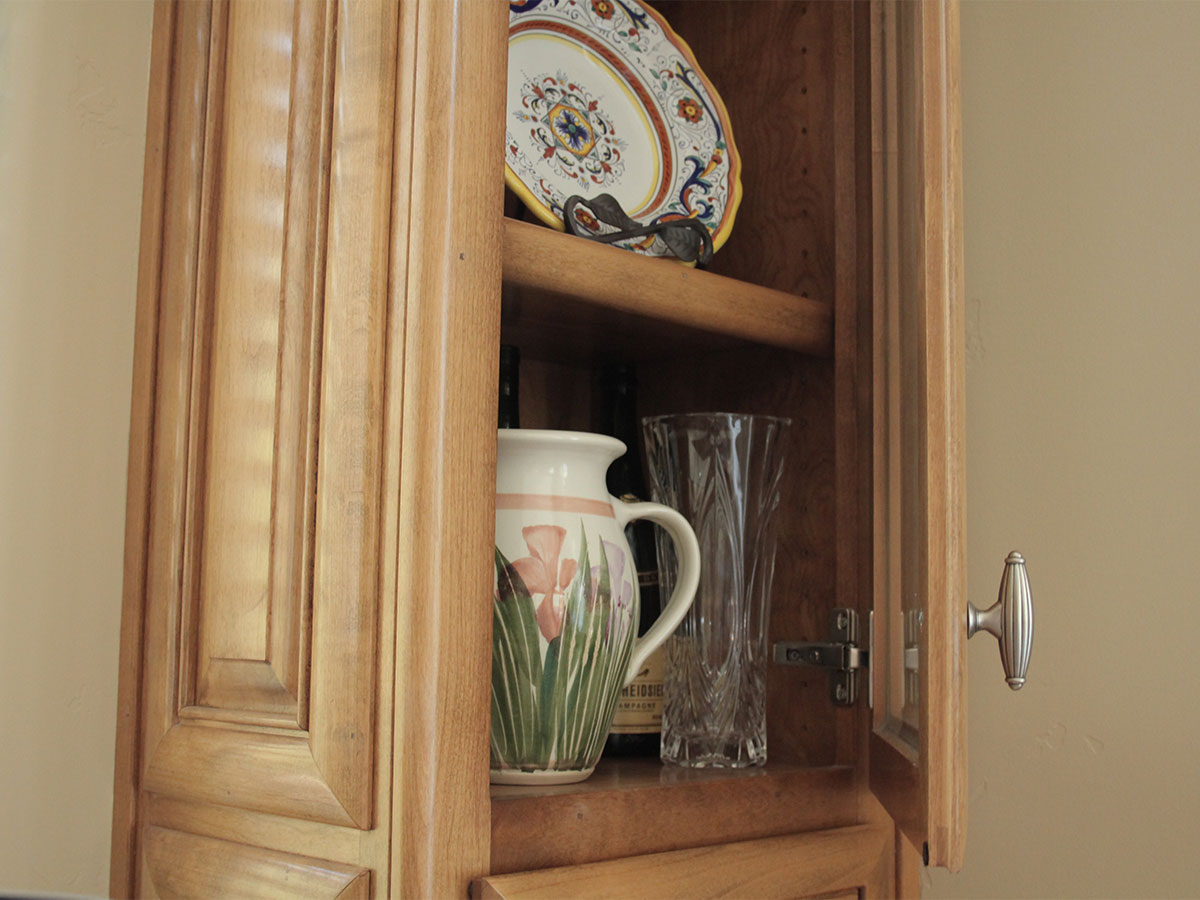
495, 493, 615, 518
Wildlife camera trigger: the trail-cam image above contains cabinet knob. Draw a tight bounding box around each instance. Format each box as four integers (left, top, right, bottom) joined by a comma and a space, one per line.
967, 551, 1034, 690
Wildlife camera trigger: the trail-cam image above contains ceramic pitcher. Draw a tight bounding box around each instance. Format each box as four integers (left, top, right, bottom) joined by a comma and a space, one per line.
492, 429, 700, 785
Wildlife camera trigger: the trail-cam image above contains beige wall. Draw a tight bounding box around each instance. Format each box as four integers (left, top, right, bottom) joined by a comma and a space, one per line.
0, 0, 152, 894
928, 2, 1200, 897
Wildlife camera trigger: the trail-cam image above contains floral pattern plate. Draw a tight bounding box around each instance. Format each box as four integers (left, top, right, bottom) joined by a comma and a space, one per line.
506, 0, 742, 258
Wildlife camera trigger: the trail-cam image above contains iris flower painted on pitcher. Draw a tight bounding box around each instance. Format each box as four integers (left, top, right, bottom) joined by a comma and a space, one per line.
511, 525, 579, 641
596, 539, 632, 640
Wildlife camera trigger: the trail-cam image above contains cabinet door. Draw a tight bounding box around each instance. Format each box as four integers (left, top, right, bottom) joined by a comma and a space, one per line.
112, 0, 507, 894
110, 0, 398, 893
867, 0, 968, 871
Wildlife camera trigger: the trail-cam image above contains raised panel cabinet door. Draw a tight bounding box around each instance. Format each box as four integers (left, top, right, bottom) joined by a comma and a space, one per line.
112, 0, 509, 895
866, 0, 968, 871
111, 0, 400, 893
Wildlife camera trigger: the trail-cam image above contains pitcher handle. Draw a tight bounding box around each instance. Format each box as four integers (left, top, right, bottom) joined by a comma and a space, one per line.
612, 499, 701, 687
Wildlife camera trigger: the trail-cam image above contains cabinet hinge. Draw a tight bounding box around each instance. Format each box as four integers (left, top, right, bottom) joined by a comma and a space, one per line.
772, 608, 868, 707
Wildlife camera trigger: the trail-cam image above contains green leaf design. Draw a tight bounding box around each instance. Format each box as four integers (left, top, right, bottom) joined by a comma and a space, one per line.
492, 525, 642, 774
561, 642, 590, 761
587, 627, 634, 764
548, 524, 591, 766
492, 547, 542, 767
564, 534, 611, 762
538, 636, 561, 767
491, 668, 519, 764
585, 541, 636, 764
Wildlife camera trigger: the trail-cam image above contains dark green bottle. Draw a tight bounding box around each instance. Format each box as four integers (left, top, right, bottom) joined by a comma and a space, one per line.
498, 345, 520, 429
598, 363, 663, 757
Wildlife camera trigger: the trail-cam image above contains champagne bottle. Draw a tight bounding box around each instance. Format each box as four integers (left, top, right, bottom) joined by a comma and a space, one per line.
498, 344, 520, 429
598, 363, 663, 757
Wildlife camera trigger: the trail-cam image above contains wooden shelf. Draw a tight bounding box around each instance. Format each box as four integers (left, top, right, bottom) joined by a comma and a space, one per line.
501, 219, 833, 362
490, 759, 856, 875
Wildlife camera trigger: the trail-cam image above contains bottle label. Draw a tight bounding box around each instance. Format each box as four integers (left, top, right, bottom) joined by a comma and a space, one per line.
608, 645, 664, 733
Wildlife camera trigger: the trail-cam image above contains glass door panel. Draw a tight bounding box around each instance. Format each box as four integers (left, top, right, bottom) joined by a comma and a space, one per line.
874, 0, 925, 754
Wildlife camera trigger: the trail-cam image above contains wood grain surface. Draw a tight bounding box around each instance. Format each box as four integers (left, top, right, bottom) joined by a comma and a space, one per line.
114, 0, 405, 892
478, 825, 893, 900
144, 826, 368, 899
503, 220, 833, 360
866, 0, 968, 873
919, 0, 968, 871
388, 0, 508, 896
491, 762, 856, 874
110, 1, 177, 892
651, 1, 836, 300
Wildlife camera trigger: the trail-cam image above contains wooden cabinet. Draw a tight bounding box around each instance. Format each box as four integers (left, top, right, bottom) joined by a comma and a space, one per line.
111, 1, 964, 897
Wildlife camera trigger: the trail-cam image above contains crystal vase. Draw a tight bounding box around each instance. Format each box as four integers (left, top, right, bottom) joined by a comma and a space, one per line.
643, 413, 790, 768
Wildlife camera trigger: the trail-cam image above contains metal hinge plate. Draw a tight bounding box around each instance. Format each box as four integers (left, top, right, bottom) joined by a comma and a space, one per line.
772, 608, 869, 707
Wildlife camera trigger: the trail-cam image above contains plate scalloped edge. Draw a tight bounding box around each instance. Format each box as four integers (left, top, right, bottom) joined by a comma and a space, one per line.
504, 0, 742, 259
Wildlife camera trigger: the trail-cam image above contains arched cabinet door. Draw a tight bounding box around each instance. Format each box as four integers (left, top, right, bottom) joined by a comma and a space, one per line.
866, 0, 969, 872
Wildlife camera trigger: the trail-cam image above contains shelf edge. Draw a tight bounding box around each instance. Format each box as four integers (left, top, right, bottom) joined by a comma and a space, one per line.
502, 219, 834, 357
490, 763, 856, 875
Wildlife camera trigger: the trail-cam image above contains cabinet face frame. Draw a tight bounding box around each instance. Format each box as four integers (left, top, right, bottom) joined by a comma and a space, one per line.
866, 0, 968, 872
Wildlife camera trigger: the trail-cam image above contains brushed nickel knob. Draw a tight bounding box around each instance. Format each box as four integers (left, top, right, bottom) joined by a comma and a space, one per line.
968, 551, 1034, 690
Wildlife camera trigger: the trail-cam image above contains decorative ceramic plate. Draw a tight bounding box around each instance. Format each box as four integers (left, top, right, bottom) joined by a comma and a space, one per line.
506, 0, 742, 259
